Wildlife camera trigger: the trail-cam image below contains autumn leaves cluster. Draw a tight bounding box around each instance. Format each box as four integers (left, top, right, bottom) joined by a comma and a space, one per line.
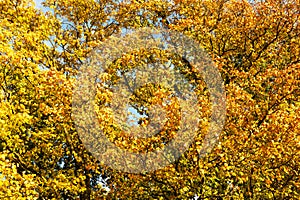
0, 0, 299, 199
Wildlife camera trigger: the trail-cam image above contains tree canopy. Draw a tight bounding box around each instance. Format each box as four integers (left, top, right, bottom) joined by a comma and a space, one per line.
0, 0, 299, 199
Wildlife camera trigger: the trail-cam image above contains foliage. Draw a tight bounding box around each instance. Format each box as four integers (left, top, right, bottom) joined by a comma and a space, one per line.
0, 0, 299, 199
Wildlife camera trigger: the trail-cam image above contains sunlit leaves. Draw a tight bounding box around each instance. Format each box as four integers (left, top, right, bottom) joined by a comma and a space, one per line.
0, 0, 299, 199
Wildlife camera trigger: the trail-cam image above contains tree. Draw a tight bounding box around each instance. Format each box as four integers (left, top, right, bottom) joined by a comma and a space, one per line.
0, 0, 299, 199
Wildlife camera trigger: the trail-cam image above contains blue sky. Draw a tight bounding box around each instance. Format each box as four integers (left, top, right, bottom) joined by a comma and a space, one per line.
34, 0, 44, 9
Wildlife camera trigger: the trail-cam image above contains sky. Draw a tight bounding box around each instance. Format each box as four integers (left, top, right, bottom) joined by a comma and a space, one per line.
34, 0, 44, 9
